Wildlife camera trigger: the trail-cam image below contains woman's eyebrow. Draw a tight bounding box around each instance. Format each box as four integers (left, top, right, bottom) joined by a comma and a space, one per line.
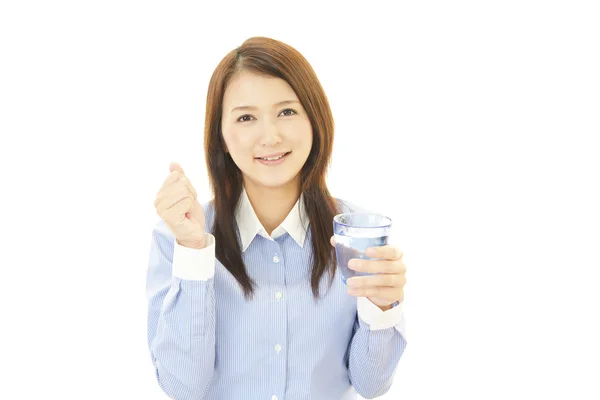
231, 100, 300, 113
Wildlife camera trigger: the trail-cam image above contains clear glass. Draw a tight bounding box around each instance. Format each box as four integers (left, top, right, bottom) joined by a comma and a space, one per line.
333, 212, 392, 284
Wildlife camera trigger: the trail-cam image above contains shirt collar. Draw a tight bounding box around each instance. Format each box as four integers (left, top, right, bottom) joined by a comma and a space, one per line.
235, 187, 309, 252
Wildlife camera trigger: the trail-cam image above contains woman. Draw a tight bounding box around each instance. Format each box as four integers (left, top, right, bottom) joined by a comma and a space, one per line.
147, 36, 407, 400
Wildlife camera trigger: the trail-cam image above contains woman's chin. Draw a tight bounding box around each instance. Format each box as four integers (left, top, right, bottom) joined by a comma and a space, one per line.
244, 172, 300, 190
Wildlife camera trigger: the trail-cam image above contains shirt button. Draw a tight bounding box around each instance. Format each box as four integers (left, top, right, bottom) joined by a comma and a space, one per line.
273, 255, 280, 263
274, 344, 282, 353
272, 396, 278, 400
275, 292, 282, 300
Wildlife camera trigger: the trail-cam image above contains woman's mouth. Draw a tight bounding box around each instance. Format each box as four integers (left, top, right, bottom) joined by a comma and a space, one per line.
255, 151, 291, 166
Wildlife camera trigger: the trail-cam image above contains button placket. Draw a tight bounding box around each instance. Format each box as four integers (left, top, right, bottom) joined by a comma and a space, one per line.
269, 243, 285, 400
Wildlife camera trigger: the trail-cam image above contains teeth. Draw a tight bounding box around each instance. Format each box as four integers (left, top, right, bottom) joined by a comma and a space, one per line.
261, 153, 285, 161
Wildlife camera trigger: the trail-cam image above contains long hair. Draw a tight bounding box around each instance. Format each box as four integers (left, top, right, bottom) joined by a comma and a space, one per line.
204, 37, 340, 301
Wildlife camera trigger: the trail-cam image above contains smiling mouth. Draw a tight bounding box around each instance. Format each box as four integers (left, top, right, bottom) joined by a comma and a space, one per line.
255, 152, 291, 161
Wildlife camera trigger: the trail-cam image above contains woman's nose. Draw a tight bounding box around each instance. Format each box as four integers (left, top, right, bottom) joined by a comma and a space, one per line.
260, 122, 281, 147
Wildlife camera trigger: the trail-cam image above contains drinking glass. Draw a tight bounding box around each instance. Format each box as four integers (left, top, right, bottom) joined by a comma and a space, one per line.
333, 212, 392, 284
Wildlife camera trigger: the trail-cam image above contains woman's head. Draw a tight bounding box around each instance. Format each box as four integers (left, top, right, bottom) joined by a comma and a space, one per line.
220, 71, 313, 192
204, 37, 340, 300
204, 36, 335, 197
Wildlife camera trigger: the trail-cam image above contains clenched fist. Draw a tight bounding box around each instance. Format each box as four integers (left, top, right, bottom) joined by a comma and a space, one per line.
154, 162, 207, 249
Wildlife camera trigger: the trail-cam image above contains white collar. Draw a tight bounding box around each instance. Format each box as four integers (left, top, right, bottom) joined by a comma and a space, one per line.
235, 187, 309, 252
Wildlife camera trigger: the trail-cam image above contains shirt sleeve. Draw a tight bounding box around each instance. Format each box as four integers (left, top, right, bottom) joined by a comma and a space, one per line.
146, 220, 217, 400
172, 235, 216, 280
346, 297, 407, 398
357, 296, 407, 338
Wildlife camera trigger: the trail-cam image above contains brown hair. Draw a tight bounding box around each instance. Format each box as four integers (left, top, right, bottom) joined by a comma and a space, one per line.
204, 37, 340, 301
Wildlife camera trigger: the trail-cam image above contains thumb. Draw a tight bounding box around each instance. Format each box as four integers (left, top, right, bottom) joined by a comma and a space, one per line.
169, 162, 185, 175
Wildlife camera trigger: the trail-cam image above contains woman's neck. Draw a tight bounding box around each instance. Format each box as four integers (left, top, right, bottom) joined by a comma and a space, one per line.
243, 178, 301, 236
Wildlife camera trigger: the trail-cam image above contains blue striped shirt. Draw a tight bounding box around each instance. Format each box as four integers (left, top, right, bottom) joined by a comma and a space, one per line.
146, 190, 407, 399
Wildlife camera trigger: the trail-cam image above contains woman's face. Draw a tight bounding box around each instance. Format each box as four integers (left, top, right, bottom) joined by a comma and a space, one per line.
221, 71, 313, 192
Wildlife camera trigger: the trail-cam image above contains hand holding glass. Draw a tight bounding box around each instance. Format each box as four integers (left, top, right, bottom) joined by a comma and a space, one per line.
333, 213, 392, 284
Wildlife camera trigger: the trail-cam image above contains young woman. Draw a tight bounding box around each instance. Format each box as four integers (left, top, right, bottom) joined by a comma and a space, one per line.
147, 36, 407, 400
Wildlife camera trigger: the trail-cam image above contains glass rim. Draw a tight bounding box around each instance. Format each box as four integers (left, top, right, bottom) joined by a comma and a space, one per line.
333, 212, 392, 229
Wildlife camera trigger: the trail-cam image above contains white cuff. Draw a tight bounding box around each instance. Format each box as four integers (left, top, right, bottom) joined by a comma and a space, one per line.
357, 296, 406, 337
172, 233, 216, 281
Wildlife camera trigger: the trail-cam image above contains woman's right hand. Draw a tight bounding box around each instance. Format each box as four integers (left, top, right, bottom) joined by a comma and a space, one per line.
154, 162, 207, 249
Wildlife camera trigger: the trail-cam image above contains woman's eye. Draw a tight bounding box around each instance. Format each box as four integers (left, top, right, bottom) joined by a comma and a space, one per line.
237, 109, 296, 122
280, 108, 297, 117
237, 114, 254, 122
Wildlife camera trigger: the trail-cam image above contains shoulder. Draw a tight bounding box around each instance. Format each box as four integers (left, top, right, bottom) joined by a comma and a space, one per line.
201, 199, 216, 232
333, 198, 370, 214
150, 218, 175, 249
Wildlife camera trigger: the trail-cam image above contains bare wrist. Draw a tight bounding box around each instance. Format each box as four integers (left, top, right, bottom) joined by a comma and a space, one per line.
176, 236, 206, 249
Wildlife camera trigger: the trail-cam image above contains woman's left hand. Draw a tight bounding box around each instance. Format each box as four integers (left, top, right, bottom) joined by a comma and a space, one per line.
330, 236, 407, 310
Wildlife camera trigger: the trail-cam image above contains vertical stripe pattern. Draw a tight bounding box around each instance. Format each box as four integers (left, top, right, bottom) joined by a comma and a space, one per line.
146, 201, 406, 400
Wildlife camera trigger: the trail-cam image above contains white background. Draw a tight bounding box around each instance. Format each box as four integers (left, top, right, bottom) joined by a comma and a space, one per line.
1, 1, 599, 399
